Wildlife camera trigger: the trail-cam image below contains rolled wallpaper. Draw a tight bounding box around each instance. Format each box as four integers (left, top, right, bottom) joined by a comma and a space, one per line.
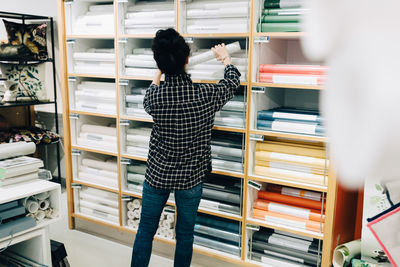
188, 42, 241, 66
80, 207, 119, 224
256, 141, 325, 158
195, 224, 240, 243
81, 158, 118, 172
202, 187, 240, 205
81, 187, 118, 201
255, 151, 326, 169
79, 192, 119, 208
200, 199, 240, 214
266, 184, 324, 202
259, 73, 325, 85
212, 159, 243, 173
81, 124, 116, 137
333, 239, 361, 267
73, 52, 115, 62
80, 200, 119, 217
0, 142, 36, 160
196, 215, 240, 233
194, 235, 240, 256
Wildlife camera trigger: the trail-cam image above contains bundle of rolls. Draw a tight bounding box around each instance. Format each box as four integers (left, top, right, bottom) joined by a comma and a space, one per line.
125, 86, 151, 119
252, 184, 326, 233
73, 48, 115, 75
126, 161, 146, 193
211, 132, 244, 173
73, 4, 114, 34
74, 81, 116, 115
77, 156, 118, 189
77, 123, 117, 152
214, 94, 245, 128
254, 140, 328, 186
194, 214, 241, 256
125, 0, 175, 35
77, 187, 119, 224
125, 126, 151, 157
125, 48, 158, 77
185, 0, 249, 34
23, 191, 58, 223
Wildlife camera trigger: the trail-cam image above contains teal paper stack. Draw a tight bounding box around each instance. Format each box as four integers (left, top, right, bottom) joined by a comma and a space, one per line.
257, 0, 306, 32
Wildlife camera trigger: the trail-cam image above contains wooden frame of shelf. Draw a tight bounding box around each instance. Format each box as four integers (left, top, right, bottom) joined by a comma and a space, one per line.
72, 180, 119, 194
70, 110, 117, 118
59, 0, 357, 266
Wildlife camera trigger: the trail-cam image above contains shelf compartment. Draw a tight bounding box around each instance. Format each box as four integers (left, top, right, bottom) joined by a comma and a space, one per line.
118, 0, 176, 36
178, 0, 250, 35
245, 225, 323, 266
120, 120, 152, 159
71, 149, 118, 191
66, 38, 115, 76
73, 185, 120, 225
68, 77, 117, 116
119, 79, 152, 120
64, 1, 114, 36
69, 113, 117, 154
214, 86, 247, 130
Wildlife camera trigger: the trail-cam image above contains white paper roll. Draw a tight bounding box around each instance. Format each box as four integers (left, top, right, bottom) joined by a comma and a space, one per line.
39, 199, 50, 210
127, 210, 136, 220
45, 208, 58, 219
34, 210, 46, 222
25, 199, 39, 213
133, 209, 141, 219
0, 142, 36, 160
166, 213, 174, 222
81, 124, 116, 136
127, 201, 136, 211
188, 41, 241, 66
132, 199, 141, 209
333, 240, 361, 267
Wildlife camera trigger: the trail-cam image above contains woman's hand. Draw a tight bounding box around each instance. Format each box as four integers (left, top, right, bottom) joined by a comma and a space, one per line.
152, 69, 162, 86
212, 43, 232, 66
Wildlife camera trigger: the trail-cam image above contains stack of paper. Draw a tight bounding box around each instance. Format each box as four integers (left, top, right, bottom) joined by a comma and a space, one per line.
126, 127, 152, 157
125, 86, 151, 119
73, 48, 115, 75
77, 124, 117, 152
77, 157, 118, 189
74, 81, 116, 114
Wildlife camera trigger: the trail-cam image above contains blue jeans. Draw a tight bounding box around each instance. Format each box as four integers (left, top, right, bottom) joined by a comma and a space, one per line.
131, 181, 203, 267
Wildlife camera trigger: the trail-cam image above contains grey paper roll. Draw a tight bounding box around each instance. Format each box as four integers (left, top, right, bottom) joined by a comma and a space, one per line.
196, 215, 239, 233
24, 199, 39, 213
194, 235, 240, 256
202, 187, 241, 205
195, 224, 241, 243
0, 142, 36, 160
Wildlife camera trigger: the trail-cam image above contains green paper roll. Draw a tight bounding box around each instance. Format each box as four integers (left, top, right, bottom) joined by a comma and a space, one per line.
257, 23, 301, 32
262, 15, 300, 23
262, 8, 307, 16
264, 0, 303, 9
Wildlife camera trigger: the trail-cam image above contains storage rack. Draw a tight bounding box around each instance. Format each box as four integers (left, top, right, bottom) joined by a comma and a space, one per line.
58, 1, 356, 266
0, 11, 62, 184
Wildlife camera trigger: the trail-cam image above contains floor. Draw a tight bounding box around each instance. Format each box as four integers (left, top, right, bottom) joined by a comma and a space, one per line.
49, 193, 237, 267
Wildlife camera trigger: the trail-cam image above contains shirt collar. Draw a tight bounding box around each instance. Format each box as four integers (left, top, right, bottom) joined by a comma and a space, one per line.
164, 73, 192, 84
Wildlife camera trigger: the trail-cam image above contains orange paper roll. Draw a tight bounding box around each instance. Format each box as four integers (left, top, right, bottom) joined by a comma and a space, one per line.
255, 150, 328, 169
253, 199, 325, 222
256, 141, 325, 159
258, 73, 326, 85
266, 184, 324, 202
259, 64, 328, 75
258, 191, 325, 211
254, 165, 327, 186
252, 208, 324, 232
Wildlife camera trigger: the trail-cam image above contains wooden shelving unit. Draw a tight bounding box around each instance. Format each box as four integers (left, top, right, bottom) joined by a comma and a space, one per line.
58, 0, 356, 266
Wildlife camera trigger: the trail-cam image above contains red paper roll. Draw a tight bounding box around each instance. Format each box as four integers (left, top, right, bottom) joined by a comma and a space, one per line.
258, 191, 325, 211
258, 73, 326, 85
259, 64, 327, 75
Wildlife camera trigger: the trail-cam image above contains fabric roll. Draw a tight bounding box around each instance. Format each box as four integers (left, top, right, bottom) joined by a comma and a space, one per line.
253, 230, 320, 254
80, 200, 119, 217
79, 207, 119, 223
254, 165, 326, 186
252, 208, 324, 232
261, 15, 300, 23
251, 251, 310, 267
253, 199, 325, 222
194, 235, 240, 256
259, 73, 325, 85
256, 141, 325, 158
194, 224, 240, 243
81, 158, 118, 172
252, 240, 319, 265
39, 199, 50, 211
24, 199, 39, 213
266, 184, 324, 202
255, 150, 326, 169
188, 42, 241, 66
79, 192, 118, 208
196, 215, 240, 233
0, 142, 36, 160
200, 199, 240, 214
257, 22, 300, 32
259, 64, 327, 75
202, 187, 240, 205
81, 124, 116, 136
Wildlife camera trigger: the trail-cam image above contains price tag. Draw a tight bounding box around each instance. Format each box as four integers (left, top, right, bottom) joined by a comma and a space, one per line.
66, 39, 76, 44
71, 149, 81, 156
119, 79, 129, 86
184, 37, 194, 44
248, 180, 262, 191
120, 119, 130, 126
122, 196, 134, 201
252, 86, 266, 93
250, 134, 264, 142
120, 158, 132, 165
254, 36, 270, 43
246, 223, 260, 231
68, 77, 77, 82
71, 183, 82, 189
69, 114, 80, 120
118, 38, 128, 44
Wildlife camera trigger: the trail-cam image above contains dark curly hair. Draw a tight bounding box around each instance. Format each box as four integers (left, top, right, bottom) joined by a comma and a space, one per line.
152, 28, 190, 75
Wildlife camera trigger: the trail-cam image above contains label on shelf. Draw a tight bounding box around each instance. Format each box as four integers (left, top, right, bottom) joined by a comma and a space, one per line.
69, 114, 80, 120
248, 180, 262, 190
64, 0, 74, 4
121, 196, 134, 202
118, 38, 128, 44
120, 119, 130, 126
119, 79, 129, 86
184, 37, 194, 44
71, 183, 82, 189
251, 87, 266, 93
254, 36, 270, 43
66, 39, 76, 44
250, 134, 264, 142
118, 0, 128, 3
164, 207, 175, 214
246, 223, 260, 231
68, 77, 77, 82
71, 149, 81, 156
120, 158, 132, 165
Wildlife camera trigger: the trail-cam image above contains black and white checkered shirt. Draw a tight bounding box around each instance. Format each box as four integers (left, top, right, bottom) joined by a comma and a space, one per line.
143, 64, 241, 190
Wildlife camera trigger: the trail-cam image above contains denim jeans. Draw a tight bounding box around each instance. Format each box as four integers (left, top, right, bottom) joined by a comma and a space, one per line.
131, 181, 203, 267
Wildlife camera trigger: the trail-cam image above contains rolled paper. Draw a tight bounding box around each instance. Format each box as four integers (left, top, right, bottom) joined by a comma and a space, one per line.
127, 210, 135, 220
259, 64, 327, 75
81, 124, 116, 136
252, 208, 324, 232
79, 207, 119, 223
333, 240, 361, 267
165, 229, 174, 239
259, 72, 325, 85
125, 17, 175, 27
78, 171, 118, 188
253, 199, 325, 222
257, 120, 325, 136
266, 184, 324, 202
255, 150, 327, 169
74, 65, 115, 75
34, 210, 46, 222
127, 1, 175, 12
256, 141, 325, 158
258, 190, 325, 211
125, 67, 158, 77
127, 164, 147, 175
161, 220, 174, 229
262, 8, 308, 16
45, 208, 58, 219
188, 41, 241, 66
194, 235, 240, 256
24, 199, 39, 213
127, 201, 136, 211
187, 1, 248, 10
132, 199, 141, 209
81, 158, 118, 172
202, 188, 240, 205
0, 142, 36, 160
80, 132, 117, 143
264, 0, 304, 9
0, 172, 38, 186
261, 15, 300, 23
194, 224, 241, 243
212, 159, 243, 173
79, 191, 119, 208
251, 251, 306, 267
255, 160, 325, 175
221, 101, 245, 112
81, 187, 118, 201
39, 199, 50, 211
254, 165, 327, 186
166, 213, 174, 222
126, 10, 175, 19
251, 240, 319, 265
80, 166, 118, 179
79, 200, 119, 216
257, 22, 301, 32
73, 52, 115, 62
196, 215, 240, 233
187, 6, 249, 19
211, 145, 243, 159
